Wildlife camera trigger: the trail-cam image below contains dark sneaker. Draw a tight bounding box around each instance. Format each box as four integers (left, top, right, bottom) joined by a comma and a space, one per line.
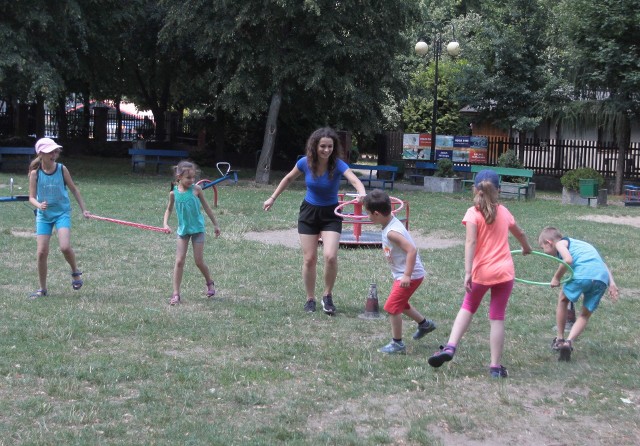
428, 345, 455, 368
558, 340, 573, 362
379, 340, 406, 354
490, 365, 508, 378
322, 294, 336, 315
304, 299, 316, 313
412, 319, 436, 340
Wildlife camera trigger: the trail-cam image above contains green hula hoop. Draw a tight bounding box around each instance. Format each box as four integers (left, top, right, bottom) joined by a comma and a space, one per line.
511, 249, 574, 286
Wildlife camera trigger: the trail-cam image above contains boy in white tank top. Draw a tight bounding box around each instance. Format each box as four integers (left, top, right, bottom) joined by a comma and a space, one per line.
364, 189, 436, 354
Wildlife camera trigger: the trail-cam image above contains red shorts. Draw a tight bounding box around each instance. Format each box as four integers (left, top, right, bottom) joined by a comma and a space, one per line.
383, 277, 424, 315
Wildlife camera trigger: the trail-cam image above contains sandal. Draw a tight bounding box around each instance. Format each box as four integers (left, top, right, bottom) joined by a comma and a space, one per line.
169, 294, 181, 306
551, 337, 565, 351
29, 289, 47, 299
557, 339, 573, 362
71, 271, 83, 290
206, 281, 216, 298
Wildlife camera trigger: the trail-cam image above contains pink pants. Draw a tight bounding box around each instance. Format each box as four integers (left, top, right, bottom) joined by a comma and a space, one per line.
461, 280, 514, 321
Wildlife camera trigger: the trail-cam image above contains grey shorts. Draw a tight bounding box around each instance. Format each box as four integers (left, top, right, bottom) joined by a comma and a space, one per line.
178, 232, 205, 243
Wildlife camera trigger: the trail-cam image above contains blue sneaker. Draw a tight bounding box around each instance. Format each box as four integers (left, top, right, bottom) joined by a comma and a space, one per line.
379, 340, 406, 354
412, 319, 436, 340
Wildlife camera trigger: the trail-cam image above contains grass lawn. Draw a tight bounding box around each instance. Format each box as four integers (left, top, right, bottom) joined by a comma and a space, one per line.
1, 156, 639, 445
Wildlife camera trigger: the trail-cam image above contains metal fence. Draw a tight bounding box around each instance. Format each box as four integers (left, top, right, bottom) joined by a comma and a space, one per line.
485, 137, 640, 179
387, 131, 640, 179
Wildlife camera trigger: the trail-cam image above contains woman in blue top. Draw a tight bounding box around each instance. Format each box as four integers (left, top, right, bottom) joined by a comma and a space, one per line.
263, 128, 366, 315
28, 138, 90, 299
163, 160, 221, 306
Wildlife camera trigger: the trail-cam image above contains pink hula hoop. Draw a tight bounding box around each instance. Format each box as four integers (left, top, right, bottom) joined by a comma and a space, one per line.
87, 214, 170, 234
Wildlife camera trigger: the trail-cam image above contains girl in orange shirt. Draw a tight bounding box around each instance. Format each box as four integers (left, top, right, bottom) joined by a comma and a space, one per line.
428, 170, 532, 378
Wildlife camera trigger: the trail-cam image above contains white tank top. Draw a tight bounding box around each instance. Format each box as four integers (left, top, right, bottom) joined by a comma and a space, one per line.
382, 216, 426, 280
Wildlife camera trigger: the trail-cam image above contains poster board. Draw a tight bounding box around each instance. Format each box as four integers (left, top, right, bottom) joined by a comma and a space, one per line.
403, 133, 488, 164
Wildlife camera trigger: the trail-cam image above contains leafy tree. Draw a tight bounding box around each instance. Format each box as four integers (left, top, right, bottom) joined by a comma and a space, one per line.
455, 0, 551, 149
551, 0, 640, 194
403, 58, 469, 135
164, 0, 418, 183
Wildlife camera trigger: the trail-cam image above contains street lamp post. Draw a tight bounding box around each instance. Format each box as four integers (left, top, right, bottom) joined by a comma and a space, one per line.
415, 24, 460, 162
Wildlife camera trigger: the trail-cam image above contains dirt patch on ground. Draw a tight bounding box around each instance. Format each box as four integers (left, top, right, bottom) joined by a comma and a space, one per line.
243, 228, 463, 250
10, 229, 34, 238
578, 215, 640, 228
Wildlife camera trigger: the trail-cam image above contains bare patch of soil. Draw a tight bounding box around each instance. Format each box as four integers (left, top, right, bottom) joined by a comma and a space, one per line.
578, 215, 640, 228
243, 228, 463, 250
10, 229, 34, 238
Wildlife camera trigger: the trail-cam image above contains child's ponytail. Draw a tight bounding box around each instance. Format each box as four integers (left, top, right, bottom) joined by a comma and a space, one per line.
28, 154, 43, 174
473, 180, 499, 224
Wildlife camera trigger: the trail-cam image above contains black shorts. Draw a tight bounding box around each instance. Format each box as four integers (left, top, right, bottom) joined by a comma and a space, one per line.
298, 200, 343, 235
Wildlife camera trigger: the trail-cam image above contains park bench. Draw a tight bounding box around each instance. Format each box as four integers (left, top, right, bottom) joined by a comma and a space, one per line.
347, 163, 398, 190
408, 161, 472, 184
128, 148, 189, 173
0, 147, 34, 172
624, 185, 640, 207
462, 165, 534, 200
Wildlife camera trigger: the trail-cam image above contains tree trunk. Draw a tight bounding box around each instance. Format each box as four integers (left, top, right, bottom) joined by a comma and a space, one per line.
115, 98, 123, 142
255, 89, 282, 184
35, 95, 45, 138
56, 96, 68, 141
614, 113, 630, 195
213, 109, 225, 161
82, 93, 91, 140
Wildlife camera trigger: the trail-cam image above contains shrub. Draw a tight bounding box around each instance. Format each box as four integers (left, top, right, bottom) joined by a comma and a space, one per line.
497, 150, 524, 169
348, 146, 360, 163
497, 150, 525, 182
560, 167, 604, 192
434, 158, 455, 177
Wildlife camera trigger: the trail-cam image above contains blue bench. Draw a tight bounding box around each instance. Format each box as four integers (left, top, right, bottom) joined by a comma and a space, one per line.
0, 147, 34, 171
408, 161, 472, 184
624, 185, 640, 207
128, 148, 189, 173
347, 163, 398, 190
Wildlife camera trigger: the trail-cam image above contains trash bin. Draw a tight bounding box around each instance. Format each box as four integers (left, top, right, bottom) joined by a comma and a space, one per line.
579, 179, 598, 197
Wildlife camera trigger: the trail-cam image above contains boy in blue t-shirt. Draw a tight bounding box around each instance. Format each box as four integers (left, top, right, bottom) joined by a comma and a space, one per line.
538, 227, 619, 361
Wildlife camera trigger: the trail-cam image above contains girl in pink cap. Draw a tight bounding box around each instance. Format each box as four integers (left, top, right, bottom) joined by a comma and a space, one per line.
28, 138, 90, 299
428, 169, 532, 378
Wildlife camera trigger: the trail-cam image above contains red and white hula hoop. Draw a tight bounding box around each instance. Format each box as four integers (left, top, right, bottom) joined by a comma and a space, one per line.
334, 196, 404, 220
87, 214, 170, 233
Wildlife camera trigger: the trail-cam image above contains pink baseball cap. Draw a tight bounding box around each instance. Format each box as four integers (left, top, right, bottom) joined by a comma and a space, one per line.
35, 138, 62, 154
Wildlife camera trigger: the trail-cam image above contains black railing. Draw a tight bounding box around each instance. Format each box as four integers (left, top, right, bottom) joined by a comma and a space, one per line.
486, 137, 640, 179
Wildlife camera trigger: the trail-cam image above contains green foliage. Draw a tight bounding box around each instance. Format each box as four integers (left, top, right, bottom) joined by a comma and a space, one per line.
497, 150, 524, 169
348, 146, 360, 164
403, 59, 469, 135
434, 158, 455, 177
497, 150, 525, 182
454, 0, 550, 133
560, 167, 605, 191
